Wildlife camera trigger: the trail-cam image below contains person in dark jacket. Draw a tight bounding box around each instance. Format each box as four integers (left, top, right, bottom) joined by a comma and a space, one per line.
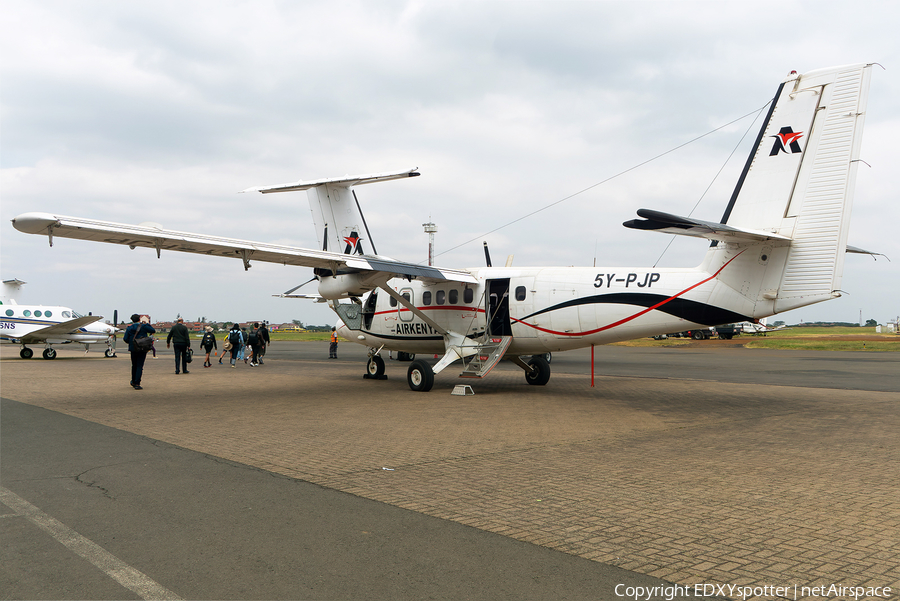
257, 322, 270, 364
200, 326, 217, 368
123, 313, 155, 390
166, 318, 192, 374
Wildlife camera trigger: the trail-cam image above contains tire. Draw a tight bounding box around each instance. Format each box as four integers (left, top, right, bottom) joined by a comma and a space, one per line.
366, 355, 386, 377
407, 359, 434, 392
20, 347, 33, 359
691, 330, 705, 340
525, 355, 551, 386
42, 348, 57, 360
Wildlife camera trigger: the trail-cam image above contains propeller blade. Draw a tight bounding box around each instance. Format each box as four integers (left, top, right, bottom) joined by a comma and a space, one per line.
283, 277, 317, 296
483, 241, 492, 267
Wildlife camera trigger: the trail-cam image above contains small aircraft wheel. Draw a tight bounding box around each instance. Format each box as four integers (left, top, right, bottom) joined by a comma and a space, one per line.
525, 355, 551, 386
366, 355, 386, 377
407, 359, 434, 392
42, 348, 57, 360
20, 347, 34, 359
105, 349, 115, 357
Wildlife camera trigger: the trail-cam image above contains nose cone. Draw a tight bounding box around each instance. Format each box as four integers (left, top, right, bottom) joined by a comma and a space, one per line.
335, 319, 352, 342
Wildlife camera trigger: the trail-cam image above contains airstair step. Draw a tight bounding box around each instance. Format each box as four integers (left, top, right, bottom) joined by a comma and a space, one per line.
459, 336, 513, 378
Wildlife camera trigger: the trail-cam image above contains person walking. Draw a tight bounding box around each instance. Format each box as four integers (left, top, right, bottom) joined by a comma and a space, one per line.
329, 326, 339, 359
166, 317, 192, 374
200, 326, 217, 368
257, 321, 270, 364
227, 323, 243, 368
123, 313, 155, 390
248, 323, 262, 367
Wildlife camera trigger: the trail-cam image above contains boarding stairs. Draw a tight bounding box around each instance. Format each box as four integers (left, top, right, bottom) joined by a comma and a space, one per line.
459, 336, 513, 378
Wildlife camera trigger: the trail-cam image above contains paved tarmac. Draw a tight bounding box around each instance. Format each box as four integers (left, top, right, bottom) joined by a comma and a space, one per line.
1, 342, 898, 600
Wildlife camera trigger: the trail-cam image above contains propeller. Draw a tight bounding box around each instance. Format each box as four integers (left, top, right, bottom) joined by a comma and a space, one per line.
483, 241, 492, 267
281, 276, 317, 296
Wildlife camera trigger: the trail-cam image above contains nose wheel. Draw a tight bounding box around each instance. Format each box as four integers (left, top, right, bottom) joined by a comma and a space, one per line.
42, 348, 57, 360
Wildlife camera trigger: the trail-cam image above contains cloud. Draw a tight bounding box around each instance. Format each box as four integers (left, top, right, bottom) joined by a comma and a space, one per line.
2, 0, 898, 327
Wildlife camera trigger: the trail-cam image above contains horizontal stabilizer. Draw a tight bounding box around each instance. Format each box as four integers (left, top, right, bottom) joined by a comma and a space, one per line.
846, 245, 890, 261
243, 168, 420, 194
623, 209, 790, 243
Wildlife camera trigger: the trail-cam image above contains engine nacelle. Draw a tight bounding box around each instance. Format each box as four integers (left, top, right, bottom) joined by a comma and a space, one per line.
317, 272, 389, 300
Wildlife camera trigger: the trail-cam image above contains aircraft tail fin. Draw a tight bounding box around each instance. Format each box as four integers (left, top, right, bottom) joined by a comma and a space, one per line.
1, 279, 26, 305
244, 168, 419, 256
720, 63, 872, 310
627, 64, 874, 315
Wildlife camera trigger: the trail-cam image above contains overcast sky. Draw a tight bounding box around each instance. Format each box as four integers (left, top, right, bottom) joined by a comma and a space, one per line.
2, 0, 898, 329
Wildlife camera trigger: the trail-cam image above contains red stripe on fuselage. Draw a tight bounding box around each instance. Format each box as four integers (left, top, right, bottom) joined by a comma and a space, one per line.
511, 251, 745, 337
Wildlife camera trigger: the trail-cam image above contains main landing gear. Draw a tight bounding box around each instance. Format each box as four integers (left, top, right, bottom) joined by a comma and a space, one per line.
407, 359, 435, 392
18, 346, 57, 359
524, 355, 551, 386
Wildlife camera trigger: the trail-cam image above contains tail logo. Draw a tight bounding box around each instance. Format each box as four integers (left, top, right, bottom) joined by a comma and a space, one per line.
770, 126, 804, 156
342, 231, 366, 255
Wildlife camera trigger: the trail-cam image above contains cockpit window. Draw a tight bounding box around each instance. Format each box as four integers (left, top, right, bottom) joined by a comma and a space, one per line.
63, 311, 72, 318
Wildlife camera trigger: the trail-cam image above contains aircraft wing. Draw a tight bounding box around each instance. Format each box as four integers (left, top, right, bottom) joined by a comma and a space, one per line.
623, 209, 791, 242
20, 315, 103, 343
11, 212, 477, 284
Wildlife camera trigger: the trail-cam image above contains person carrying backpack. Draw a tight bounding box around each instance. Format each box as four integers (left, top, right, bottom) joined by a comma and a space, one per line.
200, 326, 217, 368
227, 323, 243, 368
123, 313, 155, 390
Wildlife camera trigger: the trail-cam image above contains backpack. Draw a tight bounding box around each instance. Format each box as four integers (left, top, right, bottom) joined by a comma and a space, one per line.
202, 332, 213, 347
248, 331, 259, 345
229, 330, 241, 346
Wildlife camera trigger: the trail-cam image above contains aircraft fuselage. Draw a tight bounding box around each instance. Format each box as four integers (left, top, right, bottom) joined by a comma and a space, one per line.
342, 263, 749, 356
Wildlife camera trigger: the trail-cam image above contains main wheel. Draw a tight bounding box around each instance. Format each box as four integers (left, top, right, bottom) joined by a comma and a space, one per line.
691, 330, 705, 340
525, 355, 551, 386
20, 347, 33, 359
407, 359, 434, 392
366, 355, 386, 377
42, 348, 57, 360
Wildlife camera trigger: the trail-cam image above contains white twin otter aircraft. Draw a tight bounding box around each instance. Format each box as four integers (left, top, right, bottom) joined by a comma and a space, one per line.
13, 64, 878, 390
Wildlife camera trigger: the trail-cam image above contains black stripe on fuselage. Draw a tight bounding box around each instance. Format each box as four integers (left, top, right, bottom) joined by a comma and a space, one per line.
522, 293, 750, 326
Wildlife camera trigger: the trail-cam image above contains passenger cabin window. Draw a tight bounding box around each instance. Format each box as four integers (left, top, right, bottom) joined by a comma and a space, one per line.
449, 289, 458, 304
23, 310, 31, 317
515, 286, 526, 301
436, 290, 445, 305
423, 291, 432, 305
5, 309, 13, 316
34, 310, 42, 317
390, 296, 397, 307
45, 311, 52, 317
464, 288, 474, 304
